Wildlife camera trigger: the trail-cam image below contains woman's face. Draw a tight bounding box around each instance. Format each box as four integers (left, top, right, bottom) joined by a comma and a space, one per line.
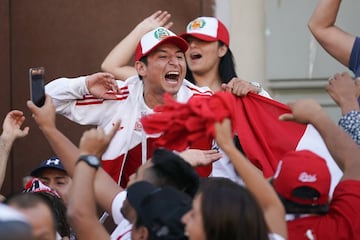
185, 37, 227, 76
181, 194, 206, 240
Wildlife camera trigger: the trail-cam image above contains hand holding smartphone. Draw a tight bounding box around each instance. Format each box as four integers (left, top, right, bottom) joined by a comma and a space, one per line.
29, 67, 46, 107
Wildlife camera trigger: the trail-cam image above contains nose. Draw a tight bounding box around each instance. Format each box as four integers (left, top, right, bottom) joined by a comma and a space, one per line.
168, 55, 180, 65
181, 210, 189, 224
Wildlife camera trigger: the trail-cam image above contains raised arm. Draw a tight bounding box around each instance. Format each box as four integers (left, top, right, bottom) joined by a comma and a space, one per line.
0, 110, 29, 191
308, 0, 355, 67
279, 99, 360, 181
26, 95, 122, 213
67, 133, 110, 240
67, 127, 118, 240
214, 119, 287, 238
101, 10, 173, 80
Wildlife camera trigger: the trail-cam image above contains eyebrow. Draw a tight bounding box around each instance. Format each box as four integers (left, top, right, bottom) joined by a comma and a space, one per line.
153, 48, 183, 54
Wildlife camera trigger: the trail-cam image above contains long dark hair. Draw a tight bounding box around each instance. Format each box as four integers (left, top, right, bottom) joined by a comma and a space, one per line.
185, 42, 237, 84
198, 177, 269, 240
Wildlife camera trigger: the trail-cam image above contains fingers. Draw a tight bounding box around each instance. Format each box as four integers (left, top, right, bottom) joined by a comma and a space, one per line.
278, 113, 294, 121
108, 121, 121, 140
19, 127, 30, 138
26, 100, 37, 114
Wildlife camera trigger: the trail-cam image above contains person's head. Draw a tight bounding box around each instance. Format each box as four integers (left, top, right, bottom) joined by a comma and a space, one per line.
22, 178, 70, 238
0, 203, 34, 240
134, 27, 189, 100
271, 150, 331, 214
5, 192, 57, 240
182, 177, 269, 240
180, 17, 236, 85
31, 157, 72, 205
128, 148, 199, 197
128, 182, 192, 240
124, 148, 199, 227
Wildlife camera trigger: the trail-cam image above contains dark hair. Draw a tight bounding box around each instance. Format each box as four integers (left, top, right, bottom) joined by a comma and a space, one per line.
137, 56, 148, 80
5, 192, 57, 231
198, 177, 269, 240
5, 192, 70, 238
185, 41, 237, 84
268, 178, 329, 215
37, 192, 70, 237
145, 148, 199, 198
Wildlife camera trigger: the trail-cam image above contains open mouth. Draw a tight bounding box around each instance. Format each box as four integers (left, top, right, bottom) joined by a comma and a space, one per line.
190, 52, 202, 60
165, 71, 180, 82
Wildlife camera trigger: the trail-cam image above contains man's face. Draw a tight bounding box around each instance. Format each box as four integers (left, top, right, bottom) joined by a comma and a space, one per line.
10, 202, 56, 240
36, 169, 72, 205
137, 43, 187, 102
127, 160, 153, 187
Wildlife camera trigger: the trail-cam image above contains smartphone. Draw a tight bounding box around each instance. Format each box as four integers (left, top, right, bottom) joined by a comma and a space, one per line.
29, 67, 46, 107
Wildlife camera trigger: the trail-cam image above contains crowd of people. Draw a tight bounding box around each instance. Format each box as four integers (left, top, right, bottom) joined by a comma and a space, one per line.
1, 0, 360, 239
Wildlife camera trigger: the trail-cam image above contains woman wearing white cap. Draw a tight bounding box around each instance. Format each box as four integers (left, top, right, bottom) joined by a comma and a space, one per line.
101, 11, 272, 185
102, 12, 269, 97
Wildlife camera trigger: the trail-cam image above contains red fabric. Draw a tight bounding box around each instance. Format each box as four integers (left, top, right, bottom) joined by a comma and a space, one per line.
234, 93, 307, 177
141, 92, 308, 178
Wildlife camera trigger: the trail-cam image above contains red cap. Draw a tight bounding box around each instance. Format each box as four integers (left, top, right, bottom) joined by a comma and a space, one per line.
180, 17, 230, 46
273, 150, 331, 206
135, 27, 189, 61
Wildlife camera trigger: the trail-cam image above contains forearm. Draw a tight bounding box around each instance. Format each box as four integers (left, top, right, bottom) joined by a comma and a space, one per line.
40, 125, 121, 213
310, 109, 359, 170
222, 144, 286, 236
101, 24, 145, 79
308, 0, 354, 66
67, 162, 109, 239
308, 0, 341, 33
0, 135, 15, 190
40, 126, 79, 177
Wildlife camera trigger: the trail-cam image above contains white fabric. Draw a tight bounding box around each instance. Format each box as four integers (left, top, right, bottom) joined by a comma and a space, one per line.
46, 75, 212, 183
111, 191, 132, 240
268, 233, 286, 240
186, 17, 219, 38
210, 147, 244, 185
296, 124, 343, 196
140, 27, 177, 55
0, 204, 28, 222
210, 86, 271, 185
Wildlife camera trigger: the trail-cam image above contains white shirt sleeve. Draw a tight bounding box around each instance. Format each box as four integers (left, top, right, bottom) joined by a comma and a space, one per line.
45, 76, 110, 125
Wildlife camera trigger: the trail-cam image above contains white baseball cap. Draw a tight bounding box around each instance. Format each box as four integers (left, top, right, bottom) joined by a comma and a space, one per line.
135, 27, 189, 61
180, 17, 230, 46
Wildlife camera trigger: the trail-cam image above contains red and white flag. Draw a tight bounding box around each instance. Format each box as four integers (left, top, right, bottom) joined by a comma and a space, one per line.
141, 92, 342, 195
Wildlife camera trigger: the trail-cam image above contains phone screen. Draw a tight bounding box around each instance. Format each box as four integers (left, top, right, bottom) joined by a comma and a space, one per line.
29, 67, 45, 107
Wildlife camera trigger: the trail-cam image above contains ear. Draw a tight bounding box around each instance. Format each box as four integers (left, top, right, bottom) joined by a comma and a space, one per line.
132, 225, 149, 240
135, 61, 147, 78
218, 44, 228, 58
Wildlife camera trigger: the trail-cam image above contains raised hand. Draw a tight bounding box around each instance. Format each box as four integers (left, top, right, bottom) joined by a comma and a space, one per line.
79, 121, 121, 158
27, 94, 56, 131
85, 72, 119, 99
137, 10, 173, 33
1, 110, 29, 142
279, 99, 324, 124
326, 72, 360, 114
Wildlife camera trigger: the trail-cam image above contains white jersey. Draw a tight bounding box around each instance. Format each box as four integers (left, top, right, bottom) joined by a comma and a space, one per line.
46, 75, 212, 183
